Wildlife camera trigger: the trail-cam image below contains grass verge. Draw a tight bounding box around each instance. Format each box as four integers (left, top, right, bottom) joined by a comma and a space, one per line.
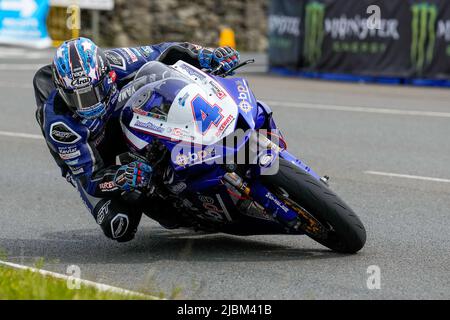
0, 265, 151, 300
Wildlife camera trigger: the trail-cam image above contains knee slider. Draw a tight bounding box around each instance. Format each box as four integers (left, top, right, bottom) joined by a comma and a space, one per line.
94, 199, 142, 242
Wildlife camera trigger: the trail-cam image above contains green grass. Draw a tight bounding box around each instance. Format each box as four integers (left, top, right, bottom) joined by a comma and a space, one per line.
0, 265, 153, 300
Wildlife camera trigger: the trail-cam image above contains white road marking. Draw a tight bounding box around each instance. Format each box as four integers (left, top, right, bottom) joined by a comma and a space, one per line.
0, 81, 33, 88
0, 48, 50, 59
0, 259, 158, 299
0, 131, 44, 140
0, 64, 44, 70
365, 171, 450, 183
266, 100, 450, 119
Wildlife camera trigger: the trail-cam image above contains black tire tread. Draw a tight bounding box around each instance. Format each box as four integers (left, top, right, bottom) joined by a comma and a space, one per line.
263, 159, 366, 253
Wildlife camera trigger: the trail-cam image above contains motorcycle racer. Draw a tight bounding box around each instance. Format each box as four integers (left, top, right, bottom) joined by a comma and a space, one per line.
33, 37, 240, 242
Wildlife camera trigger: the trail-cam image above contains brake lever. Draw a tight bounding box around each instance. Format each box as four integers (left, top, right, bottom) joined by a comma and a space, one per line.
222, 59, 255, 77
209, 59, 255, 77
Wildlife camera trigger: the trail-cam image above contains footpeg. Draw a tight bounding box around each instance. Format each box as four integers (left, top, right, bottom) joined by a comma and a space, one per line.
320, 175, 330, 185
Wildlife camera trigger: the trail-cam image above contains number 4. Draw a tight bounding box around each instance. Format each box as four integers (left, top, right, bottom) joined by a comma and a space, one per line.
191, 95, 224, 135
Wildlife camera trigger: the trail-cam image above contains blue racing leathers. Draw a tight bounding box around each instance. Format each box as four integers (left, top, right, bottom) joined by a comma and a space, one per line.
34, 42, 222, 221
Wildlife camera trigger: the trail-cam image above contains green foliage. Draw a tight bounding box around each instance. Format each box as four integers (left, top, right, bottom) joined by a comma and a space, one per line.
0, 266, 153, 300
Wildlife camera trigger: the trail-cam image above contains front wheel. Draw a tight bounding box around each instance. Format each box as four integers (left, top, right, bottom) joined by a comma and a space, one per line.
262, 159, 366, 253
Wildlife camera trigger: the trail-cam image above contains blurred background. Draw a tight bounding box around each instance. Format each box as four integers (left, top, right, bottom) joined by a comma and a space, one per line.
2, 0, 450, 84
0, 0, 449, 300
47, 0, 268, 51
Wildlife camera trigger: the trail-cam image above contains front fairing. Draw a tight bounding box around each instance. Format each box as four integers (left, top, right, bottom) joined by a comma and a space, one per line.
213, 76, 258, 130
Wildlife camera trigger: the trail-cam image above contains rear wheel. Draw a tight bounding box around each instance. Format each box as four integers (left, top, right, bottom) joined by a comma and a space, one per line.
262, 159, 366, 253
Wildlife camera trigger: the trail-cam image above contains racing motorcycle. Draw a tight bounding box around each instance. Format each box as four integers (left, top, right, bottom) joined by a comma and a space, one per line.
118, 59, 366, 253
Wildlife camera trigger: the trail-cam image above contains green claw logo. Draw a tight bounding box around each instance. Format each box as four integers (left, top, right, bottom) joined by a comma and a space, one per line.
304, 1, 326, 66
411, 3, 438, 74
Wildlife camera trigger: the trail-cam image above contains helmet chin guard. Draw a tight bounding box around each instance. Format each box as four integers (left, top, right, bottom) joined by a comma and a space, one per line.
75, 101, 107, 119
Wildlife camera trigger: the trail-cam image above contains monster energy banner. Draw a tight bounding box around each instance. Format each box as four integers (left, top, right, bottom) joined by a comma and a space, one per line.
269, 0, 450, 81
410, 0, 450, 79
268, 0, 303, 69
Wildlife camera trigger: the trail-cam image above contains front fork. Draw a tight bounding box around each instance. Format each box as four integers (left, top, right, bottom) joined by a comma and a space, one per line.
221, 148, 326, 235
222, 171, 299, 230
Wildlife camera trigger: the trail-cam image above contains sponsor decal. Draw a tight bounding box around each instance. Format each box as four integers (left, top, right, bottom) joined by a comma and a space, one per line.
132, 108, 167, 121
179, 63, 206, 80
168, 127, 183, 137
133, 119, 165, 133
65, 159, 79, 166
58, 146, 81, 160
175, 148, 215, 167
132, 107, 148, 116
71, 76, 91, 88
70, 166, 84, 175
130, 48, 142, 58
209, 81, 227, 99
168, 182, 187, 194
108, 70, 117, 84
269, 15, 301, 37
238, 100, 252, 113
98, 55, 108, 73
122, 48, 138, 63
105, 51, 126, 70
111, 214, 129, 239
197, 194, 225, 222
265, 192, 289, 213
411, 3, 437, 74
139, 46, 154, 57
92, 130, 106, 147
198, 195, 214, 204
235, 80, 254, 113
118, 85, 135, 103
99, 181, 118, 192
324, 15, 400, 41
175, 154, 189, 167
114, 172, 127, 187
50, 122, 81, 144
72, 70, 86, 78
215, 114, 235, 137
166, 127, 194, 141
303, 1, 400, 65
96, 200, 111, 225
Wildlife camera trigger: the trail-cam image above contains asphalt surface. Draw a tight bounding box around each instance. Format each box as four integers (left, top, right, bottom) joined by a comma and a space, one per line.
0, 47, 449, 299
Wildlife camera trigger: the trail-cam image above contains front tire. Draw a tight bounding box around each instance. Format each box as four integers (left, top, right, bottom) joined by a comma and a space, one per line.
262, 159, 366, 253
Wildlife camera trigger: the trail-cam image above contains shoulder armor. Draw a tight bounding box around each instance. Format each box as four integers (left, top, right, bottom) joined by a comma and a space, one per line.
49, 121, 82, 144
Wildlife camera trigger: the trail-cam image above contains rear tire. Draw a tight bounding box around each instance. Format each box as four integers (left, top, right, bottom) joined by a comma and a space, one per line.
262, 159, 366, 253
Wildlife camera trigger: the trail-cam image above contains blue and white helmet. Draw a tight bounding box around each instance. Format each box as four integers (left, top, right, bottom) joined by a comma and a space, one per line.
52, 37, 116, 119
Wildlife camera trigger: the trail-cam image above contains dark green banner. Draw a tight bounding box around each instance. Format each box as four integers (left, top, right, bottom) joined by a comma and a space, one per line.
269, 0, 450, 81
268, 0, 304, 70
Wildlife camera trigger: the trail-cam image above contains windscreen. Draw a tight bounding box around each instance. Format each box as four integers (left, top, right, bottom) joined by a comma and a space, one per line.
128, 61, 193, 118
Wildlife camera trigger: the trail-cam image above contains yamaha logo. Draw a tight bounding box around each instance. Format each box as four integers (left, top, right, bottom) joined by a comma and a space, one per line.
71, 76, 91, 88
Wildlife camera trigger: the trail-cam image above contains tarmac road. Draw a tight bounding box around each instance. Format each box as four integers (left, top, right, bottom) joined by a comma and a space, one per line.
0, 47, 449, 299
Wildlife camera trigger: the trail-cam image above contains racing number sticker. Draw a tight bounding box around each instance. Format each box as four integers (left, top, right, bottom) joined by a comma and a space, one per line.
191, 95, 224, 135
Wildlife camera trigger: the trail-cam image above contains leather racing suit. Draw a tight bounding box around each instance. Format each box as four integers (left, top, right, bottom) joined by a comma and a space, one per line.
33, 42, 223, 241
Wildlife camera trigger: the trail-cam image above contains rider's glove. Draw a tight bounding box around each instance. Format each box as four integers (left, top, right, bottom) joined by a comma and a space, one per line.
199, 46, 240, 73
114, 161, 152, 193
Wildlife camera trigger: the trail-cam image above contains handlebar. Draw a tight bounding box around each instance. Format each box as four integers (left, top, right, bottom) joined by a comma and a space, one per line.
209, 59, 256, 77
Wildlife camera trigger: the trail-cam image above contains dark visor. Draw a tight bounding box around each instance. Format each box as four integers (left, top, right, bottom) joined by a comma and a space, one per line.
61, 76, 112, 112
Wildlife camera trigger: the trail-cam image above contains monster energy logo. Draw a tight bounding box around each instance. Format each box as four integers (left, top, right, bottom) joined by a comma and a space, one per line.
411, 3, 438, 74
304, 1, 325, 66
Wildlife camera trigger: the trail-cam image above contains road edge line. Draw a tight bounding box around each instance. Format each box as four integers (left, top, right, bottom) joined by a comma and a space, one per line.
0, 259, 160, 300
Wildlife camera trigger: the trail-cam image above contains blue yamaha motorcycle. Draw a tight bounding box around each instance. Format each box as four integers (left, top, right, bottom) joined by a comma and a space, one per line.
119, 60, 366, 253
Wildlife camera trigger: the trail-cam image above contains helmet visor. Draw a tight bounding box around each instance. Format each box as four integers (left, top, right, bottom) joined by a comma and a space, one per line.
60, 75, 113, 116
